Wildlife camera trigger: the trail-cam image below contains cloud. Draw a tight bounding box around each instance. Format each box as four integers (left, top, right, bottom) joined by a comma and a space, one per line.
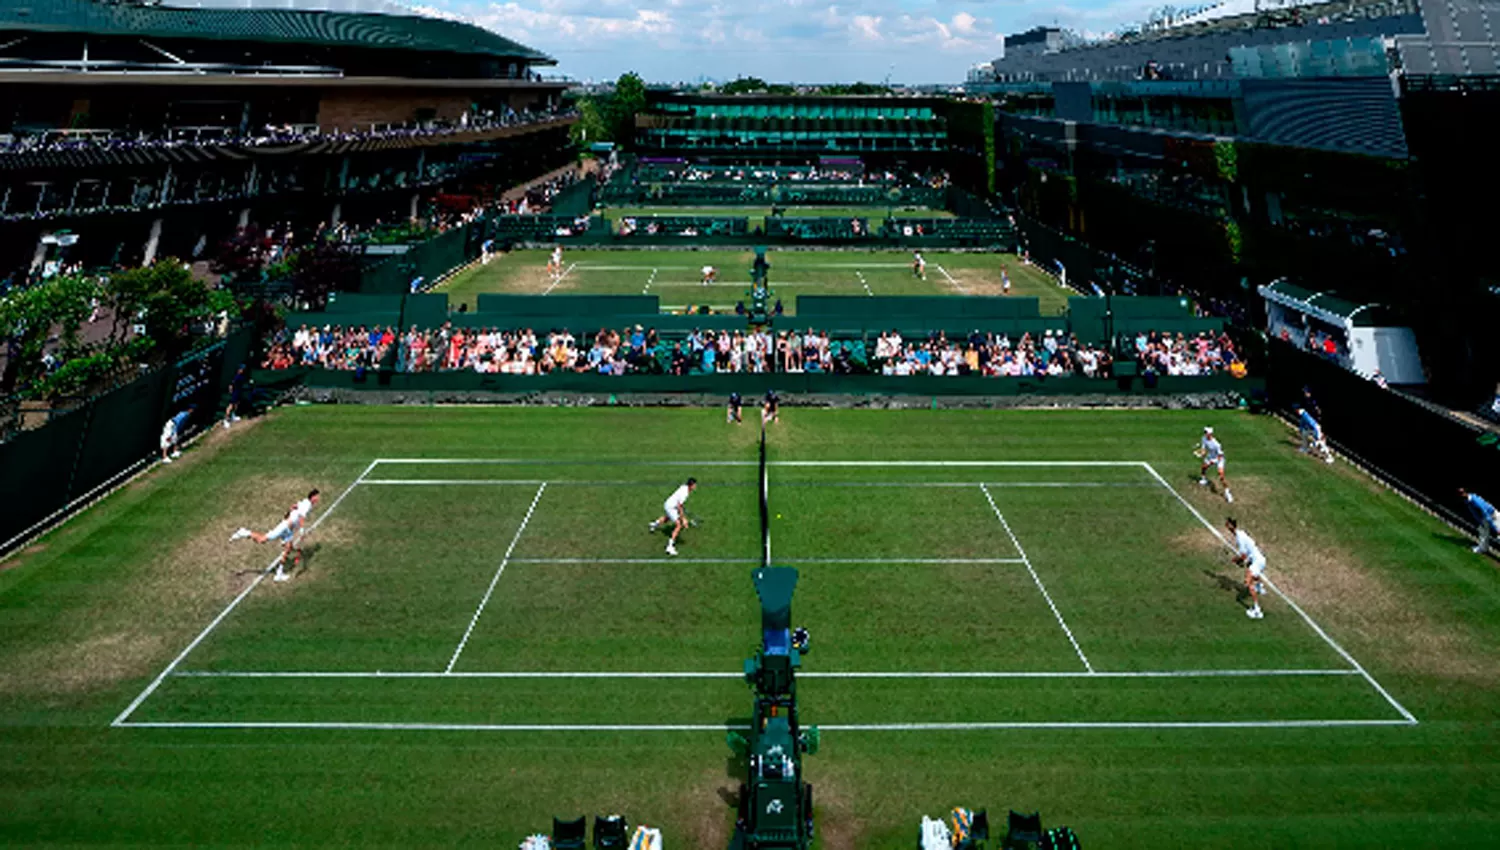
849, 14, 884, 41
424, 0, 1119, 81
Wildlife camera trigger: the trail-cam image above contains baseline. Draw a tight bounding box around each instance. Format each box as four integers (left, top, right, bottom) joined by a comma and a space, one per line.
171, 668, 1363, 680
117, 718, 1412, 732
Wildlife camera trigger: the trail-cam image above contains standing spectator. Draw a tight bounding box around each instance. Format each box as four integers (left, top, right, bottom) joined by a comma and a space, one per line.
223, 364, 248, 429
1459, 488, 1499, 554
1301, 386, 1323, 425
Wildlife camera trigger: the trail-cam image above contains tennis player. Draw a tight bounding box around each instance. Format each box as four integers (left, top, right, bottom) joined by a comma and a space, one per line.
1226, 517, 1267, 619
649, 478, 698, 556
1197, 426, 1232, 503
230, 489, 320, 581
762, 390, 780, 426
727, 392, 743, 424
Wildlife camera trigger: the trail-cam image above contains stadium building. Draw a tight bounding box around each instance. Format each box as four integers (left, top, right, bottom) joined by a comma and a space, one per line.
635, 92, 956, 168
967, 0, 1500, 398
0, 0, 575, 278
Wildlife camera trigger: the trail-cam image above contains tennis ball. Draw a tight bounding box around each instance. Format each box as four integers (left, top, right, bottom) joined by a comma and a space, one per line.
776, 513, 782, 519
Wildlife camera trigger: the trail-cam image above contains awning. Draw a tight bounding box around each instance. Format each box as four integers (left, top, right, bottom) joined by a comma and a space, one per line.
1258, 279, 1385, 329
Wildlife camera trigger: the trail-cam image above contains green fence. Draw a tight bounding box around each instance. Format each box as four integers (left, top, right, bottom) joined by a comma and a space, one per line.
1066, 296, 1222, 343
270, 366, 1258, 399
475, 295, 660, 315
291, 293, 1224, 343
0, 328, 251, 555
359, 223, 480, 295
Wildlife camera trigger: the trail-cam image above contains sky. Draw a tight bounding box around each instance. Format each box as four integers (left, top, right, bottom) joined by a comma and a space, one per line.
410, 0, 1169, 83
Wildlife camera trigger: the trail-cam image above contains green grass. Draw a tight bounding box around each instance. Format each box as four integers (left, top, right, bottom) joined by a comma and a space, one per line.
3, 407, 1499, 847
440, 249, 1068, 316
598, 206, 952, 233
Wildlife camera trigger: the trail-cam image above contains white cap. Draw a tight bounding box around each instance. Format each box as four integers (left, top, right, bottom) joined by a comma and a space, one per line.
1204, 426, 1214, 434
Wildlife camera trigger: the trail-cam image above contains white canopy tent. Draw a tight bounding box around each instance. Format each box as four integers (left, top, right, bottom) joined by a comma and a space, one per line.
1259, 278, 1425, 385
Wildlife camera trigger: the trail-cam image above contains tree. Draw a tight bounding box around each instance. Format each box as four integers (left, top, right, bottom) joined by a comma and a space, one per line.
720, 76, 771, 95
608, 72, 647, 150
107, 261, 236, 358
210, 225, 274, 284
569, 96, 611, 146
0, 273, 97, 393
288, 240, 361, 310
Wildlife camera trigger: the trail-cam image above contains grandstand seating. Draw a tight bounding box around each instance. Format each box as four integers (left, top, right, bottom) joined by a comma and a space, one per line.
616, 216, 748, 237
598, 183, 945, 207
884, 218, 1015, 246
765, 217, 870, 241
491, 215, 597, 240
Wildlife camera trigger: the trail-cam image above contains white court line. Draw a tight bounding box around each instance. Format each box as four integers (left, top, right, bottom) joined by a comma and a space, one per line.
1141, 462, 1418, 725
856, 270, 873, 297
819, 719, 1416, 731
540, 262, 576, 295
761, 440, 772, 565
110, 459, 380, 727
934, 264, 968, 294
172, 668, 1362, 680
511, 557, 757, 564
573, 265, 695, 271
805, 263, 922, 269
981, 483, 1093, 673
118, 721, 741, 732
502, 557, 1028, 564
359, 479, 1152, 489
774, 461, 1144, 467
444, 482, 548, 673
114, 718, 1413, 732
370, 459, 1146, 467
362, 479, 552, 485
373, 458, 759, 466
505, 557, 1024, 565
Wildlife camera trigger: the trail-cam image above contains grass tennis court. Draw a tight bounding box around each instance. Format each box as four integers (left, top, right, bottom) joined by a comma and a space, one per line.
440, 249, 1067, 316
3, 407, 1498, 846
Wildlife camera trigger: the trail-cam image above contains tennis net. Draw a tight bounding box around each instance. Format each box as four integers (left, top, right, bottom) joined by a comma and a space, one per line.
759, 425, 770, 566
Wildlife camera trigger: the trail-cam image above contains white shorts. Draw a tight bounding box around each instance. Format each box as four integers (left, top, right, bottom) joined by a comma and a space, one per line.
664, 502, 682, 522
1209, 457, 1225, 473
267, 520, 297, 544
160, 428, 175, 450
1246, 555, 1266, 578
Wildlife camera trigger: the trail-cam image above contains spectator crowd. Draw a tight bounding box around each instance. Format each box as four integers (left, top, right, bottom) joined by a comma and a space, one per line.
1131, 329, 1244, 376
0, 107, 577, 156
260, 322, 1245, 379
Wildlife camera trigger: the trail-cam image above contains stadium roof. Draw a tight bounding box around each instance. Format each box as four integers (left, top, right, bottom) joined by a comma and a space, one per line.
1259, 279, 1387, 327
0, 0, 554, 63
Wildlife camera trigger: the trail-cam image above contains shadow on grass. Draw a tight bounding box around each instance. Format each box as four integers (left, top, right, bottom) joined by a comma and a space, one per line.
1431, 531, 1483, 551
1202, 568, 1250, 608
